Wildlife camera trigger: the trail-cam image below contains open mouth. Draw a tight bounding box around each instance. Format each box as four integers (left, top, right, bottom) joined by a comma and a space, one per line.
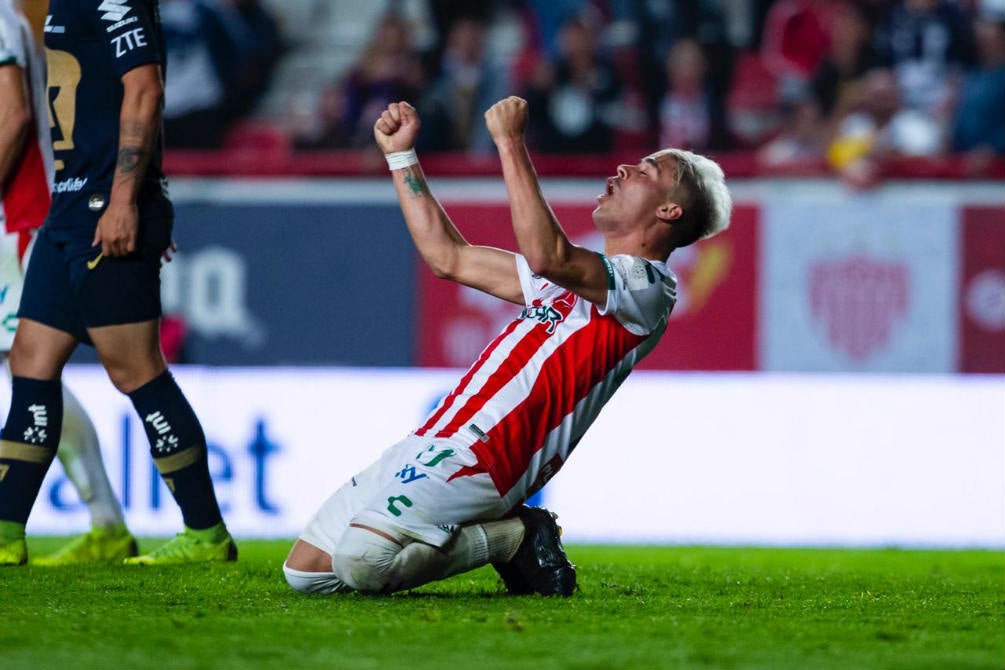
604, 177, 616, 196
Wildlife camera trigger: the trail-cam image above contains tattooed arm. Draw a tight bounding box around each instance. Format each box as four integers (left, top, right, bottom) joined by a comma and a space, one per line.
374, 102, 522, 305
93, 64, 164, 257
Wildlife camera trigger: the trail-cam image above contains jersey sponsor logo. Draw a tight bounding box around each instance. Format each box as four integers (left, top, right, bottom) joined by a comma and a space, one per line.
111, 27, 147, 57
106, 16, 139, 33
520, 302, 566, 334
98, 0, 132, 23
44, 16, 66, 33
53, 177, 88, 193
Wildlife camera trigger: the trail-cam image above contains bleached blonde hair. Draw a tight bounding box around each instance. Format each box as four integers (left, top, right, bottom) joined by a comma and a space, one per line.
651, 148, 733, 245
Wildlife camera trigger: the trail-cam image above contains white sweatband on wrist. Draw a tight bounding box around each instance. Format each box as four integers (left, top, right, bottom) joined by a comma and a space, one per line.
385, 149, 418, 170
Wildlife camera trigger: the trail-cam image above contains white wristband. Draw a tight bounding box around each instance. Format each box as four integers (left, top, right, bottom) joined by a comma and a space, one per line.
385, 149, 418, 170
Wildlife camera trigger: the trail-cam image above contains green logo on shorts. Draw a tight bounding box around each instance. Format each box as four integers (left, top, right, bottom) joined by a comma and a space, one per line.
416, 446, 455, 468
387, 495, 413, 517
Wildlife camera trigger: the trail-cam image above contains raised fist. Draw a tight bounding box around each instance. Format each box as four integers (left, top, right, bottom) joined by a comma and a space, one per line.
484, 96, 528, 145
373, 101, 420, 154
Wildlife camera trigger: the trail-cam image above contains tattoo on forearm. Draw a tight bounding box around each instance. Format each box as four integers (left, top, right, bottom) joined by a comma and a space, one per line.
116, 146, 145, 174
403, 168, 427, 197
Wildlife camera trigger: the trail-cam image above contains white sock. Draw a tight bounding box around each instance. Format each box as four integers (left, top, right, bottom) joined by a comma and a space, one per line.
58, 387, 126, 530
480, 517, 526, 563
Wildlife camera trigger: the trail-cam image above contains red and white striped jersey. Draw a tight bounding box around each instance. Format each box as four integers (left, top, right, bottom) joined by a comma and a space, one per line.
416, 253, 677, 508
0, 0, 53, 237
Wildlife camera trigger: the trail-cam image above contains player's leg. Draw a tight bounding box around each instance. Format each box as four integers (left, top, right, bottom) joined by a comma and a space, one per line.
284, 436, 572, 595
33, 386, 138, 565
283, 461, 385, 594
330, 519, 526, 594
73, 223, 233, 564
0, 319, 77, 565
0, 229, 87, 565
325, 438, 529, 594
88, 319, 234, 564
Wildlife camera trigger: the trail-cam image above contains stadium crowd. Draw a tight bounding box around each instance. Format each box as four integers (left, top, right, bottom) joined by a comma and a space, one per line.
26, 0, 1000, 180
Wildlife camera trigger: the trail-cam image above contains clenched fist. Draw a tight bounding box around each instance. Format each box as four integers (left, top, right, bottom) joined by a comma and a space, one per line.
485, 96, 528, 145
373, 101, 420, 154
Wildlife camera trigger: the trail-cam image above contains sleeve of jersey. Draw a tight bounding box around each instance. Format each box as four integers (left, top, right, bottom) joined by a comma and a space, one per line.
0, 9, 27, 67
90, 0, 162, 77
597, 253, 674, 335
515, 254, 545, 307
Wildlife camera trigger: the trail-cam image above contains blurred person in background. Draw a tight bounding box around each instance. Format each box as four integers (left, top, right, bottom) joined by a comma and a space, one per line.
756, 95, 826, 167
297, 11, 425, 149
0, 0, 136, 566
161, 0, 236, 148
223, 0, 283, 126
760, 0, 835, 99
657, 38, 730, 153
873, 0, 976, 131
951, 0, 1005, 174
826, 68, 942, 187
808, 0, 880, 123
609, 0, 734, 150
523, 12, 619, 153
161, 0, 281, 148
417, 17, 507, 154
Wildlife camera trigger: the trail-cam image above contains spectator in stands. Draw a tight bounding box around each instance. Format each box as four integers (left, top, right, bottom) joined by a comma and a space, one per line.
300, 12, 425, 150
760, 0, 835, 99
417, 17, 507, 154
609, 0, 734, 149
161, 0, 236, 148
606, 35, 653, 153
873, 0, 976, 124
657, 38, 729, 152
222, 0, 284, 124
826, 68, 942, 188
757, 96, 827, 167
161, 0, 281, 148
523, 0, 594, 60
523, 13, 619, 153
952, 0, 1005, 173
808, 1, 879, 122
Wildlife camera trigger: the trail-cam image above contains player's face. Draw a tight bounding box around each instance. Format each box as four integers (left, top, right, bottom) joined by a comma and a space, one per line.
593, 154, 677, 231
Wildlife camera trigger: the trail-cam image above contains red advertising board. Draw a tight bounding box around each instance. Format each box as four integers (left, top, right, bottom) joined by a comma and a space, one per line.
415, 203, 757, 370
959, 207, 1005, 373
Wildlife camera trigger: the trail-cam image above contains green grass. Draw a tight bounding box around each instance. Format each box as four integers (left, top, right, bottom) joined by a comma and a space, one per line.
2, 539, 1001, 670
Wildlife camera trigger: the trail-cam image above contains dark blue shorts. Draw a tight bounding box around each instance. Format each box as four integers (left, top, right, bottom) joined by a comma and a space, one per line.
19, 218, 172, 343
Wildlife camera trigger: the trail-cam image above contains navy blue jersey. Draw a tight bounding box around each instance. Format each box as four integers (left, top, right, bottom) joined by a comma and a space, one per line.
44, 0, 171, 239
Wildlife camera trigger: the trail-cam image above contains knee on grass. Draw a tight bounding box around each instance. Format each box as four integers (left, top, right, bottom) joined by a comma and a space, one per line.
331, 525, 449, 594
330, 526, 404, 593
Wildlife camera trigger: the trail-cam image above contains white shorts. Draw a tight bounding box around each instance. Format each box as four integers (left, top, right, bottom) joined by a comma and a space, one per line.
0, 230, 30, 351
298, 434, 507, 553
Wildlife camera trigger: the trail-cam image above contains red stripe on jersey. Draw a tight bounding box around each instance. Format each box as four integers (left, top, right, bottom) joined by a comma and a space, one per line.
3, 131, 50, 233
432, 291, 579, 439
415, 317, 523, 437
472, 307, 648, 496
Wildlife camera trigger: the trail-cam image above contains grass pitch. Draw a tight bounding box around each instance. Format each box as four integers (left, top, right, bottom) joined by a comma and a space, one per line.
2, 540, 1001, 670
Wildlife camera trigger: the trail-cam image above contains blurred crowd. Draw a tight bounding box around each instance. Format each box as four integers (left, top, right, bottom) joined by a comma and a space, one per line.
156, 0, 1005, 180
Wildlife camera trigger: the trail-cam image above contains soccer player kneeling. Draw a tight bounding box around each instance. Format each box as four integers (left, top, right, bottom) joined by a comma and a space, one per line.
284, 97, 732, 596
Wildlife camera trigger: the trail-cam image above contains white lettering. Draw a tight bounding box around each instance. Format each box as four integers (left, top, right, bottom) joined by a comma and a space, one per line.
106, 15, 139, 33
28, 404, 49, 427
53, 177, 88, 193
112, 28, 147, 58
